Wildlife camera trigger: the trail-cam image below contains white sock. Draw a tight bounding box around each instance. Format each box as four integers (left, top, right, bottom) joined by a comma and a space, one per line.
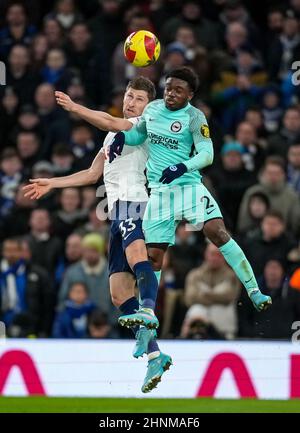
148, 351, 160, 361
248, 288, 259, 296
142, 307, 154, 316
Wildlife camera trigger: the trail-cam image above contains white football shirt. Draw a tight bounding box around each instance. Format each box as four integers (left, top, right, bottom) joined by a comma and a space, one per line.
103, 117, 149, 212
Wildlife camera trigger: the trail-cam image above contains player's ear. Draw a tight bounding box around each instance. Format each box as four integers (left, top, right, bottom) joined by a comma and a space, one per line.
188, 92, 194, 101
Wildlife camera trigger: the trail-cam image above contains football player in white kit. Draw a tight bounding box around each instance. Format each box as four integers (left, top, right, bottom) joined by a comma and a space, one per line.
23, 77, 172, 393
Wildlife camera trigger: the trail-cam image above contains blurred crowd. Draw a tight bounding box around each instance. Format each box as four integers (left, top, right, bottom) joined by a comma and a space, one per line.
1, 0, 300, 341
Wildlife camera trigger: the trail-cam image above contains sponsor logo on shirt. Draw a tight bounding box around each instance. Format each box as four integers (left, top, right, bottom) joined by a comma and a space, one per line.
148, 132, 179, 149
200, 124, 210, 138
170, 121, 182, 133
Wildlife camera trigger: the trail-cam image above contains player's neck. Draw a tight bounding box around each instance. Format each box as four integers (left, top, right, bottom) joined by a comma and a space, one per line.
165, 101, 190, 112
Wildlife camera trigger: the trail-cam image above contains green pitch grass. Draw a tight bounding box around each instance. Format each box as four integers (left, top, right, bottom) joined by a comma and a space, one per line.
0, 397, 299, 413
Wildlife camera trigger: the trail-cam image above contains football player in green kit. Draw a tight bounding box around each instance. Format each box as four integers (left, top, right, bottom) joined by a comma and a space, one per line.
109, 67, 272, 337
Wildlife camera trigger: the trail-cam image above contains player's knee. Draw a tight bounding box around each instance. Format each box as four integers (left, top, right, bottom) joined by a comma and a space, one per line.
111, 294, 123, 308
148, 255, 162, 271
126, 241, 148, 269
204, 220, 230, 247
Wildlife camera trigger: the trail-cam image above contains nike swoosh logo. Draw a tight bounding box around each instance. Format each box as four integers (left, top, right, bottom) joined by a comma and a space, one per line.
123, 232, 133, 241
245, 277, 253, 284
206, 209, 215, 215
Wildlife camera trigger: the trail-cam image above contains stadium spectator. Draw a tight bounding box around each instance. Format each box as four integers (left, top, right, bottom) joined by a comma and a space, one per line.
0, 2, 37, 60
0, 237, 54, 337
161, 0, 220, 50
64, 22, 96, 83
0, 183, 36, 239
0, 87, 19, 145
174, 24, 198, 61
25, 208, 63, 276
13, 104, 43, 141
238, 156, 300, 235
58, 233, 113, 318
43, 17, 65, 49
16, 131, 41, 177
46, 0, 83, 31
21, 237, 55, 336
266, 107, 300, 160
237, 191, 270, 235
55, 232, 83, 286
208, 141, 257, 231
41, 48, 73, 91
287, 143, 300, 196
261, 85, 283, 135
53, 187, 87, 241
81, 186, 97, 210
180, 304, 225, 340
244, 107, 268, 141
4, 44, 40, 105
52, 281, 96, 338
212, 46, 267, 133
51, 143, 75, 176
291, 0, 300, 16
70, 122, 98, 170
234, 121, 266, 172
88, 0, 124, 55
218, 0, 260, 48
0, 148, 23, 219
222, 21, 249, 62
34, 83, 71, 157
184, 242, 240, 339
241, 211, 297, 277
30, 33, 49, 73
238, 259, 300, 339
268, 11, 300, 83
88, 309, 119, 338
265, 7, 285, 49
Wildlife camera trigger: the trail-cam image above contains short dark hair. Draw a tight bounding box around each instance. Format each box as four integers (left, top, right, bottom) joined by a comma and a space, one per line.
52, 143, 73, 156
249, 191, 270, 208
166, 67, 199, 93
263, 210, 285, 223
126, 77, 156, 101
0, 147, 20, 161
88, 309, 109, 327
264, 156, 286, 171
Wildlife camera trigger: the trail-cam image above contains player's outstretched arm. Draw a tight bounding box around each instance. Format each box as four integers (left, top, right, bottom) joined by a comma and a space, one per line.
22, 149, 105, 200
55, 91, 133, 132
122, 115, 148, 146
108, 115, 148, 162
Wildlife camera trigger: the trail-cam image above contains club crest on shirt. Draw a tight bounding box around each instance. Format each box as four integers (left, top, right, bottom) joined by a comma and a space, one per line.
170, 121, 182, 133
200, 124, 210, 138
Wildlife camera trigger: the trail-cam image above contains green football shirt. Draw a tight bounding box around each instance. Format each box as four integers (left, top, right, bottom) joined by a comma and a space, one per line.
122, 99, 214, 189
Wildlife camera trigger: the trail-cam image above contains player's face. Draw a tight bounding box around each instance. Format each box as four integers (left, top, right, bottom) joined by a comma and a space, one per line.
164, 77, 193, 111
123, 88, 149, 119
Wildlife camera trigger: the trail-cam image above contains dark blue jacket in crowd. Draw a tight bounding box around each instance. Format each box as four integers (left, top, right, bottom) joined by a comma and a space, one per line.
52, 299, 96, 338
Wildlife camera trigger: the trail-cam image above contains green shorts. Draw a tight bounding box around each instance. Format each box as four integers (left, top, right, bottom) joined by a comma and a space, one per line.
142, 183, 223, 246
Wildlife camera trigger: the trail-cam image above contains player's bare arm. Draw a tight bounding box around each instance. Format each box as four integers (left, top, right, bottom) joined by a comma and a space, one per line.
22, 148, 105, 200
55, 91, 133, 132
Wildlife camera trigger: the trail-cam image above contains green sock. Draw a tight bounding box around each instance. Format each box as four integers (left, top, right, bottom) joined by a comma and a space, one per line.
154, 271, 162, 285
219, 238, 259, 296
